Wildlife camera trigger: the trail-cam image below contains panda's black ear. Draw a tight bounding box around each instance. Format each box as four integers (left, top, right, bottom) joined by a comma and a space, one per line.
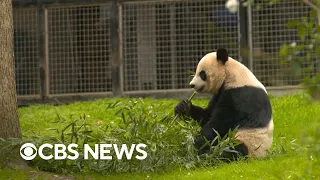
217, 48, 228, 64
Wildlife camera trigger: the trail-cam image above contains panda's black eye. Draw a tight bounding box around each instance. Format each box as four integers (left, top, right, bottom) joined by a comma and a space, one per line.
199, 70, 207, 81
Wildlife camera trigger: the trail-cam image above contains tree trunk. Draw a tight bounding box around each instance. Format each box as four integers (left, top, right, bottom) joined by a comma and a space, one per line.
0, 0, 21, 139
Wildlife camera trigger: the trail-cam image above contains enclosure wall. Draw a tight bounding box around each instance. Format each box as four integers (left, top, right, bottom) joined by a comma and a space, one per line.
12, 0, 311, 104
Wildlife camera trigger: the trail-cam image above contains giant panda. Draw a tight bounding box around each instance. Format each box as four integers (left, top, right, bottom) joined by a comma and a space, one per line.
174, 48, 273, 160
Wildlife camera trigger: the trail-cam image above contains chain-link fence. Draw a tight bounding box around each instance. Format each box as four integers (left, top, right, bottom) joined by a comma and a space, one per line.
122, 0, 239, 91
12, 0, 314, 103
13, 7, 40, 97
47, 4, 112, 95
251, 1, 311, 87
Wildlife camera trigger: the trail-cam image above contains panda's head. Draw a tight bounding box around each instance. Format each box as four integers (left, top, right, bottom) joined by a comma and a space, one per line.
190, 48, 267, 94
189, 48, 229, 94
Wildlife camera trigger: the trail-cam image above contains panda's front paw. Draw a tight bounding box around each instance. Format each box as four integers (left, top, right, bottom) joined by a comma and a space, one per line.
174, 100, 192, 117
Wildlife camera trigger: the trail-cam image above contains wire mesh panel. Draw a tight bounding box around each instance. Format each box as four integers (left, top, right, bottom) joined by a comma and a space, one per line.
13, 8, 40, 96
251, 0, 312, 87
122, 0, 239, 91
47, 4, 112, 94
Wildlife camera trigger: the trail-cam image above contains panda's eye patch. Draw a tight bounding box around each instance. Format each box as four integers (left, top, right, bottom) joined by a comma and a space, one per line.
199, 70, 207, 81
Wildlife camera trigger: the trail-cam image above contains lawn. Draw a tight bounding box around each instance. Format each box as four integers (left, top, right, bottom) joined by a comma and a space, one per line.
1, 93, 320, 179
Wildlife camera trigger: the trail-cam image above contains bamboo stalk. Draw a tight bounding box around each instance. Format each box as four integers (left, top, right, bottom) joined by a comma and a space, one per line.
170, 91, 197, 125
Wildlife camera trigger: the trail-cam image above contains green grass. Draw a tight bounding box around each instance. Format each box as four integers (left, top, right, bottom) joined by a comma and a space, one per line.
1, 93, 320, 179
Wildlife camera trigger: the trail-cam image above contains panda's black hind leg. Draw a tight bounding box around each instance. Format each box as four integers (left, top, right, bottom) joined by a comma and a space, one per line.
220, 143, 249, 162
196, 142, 249, 162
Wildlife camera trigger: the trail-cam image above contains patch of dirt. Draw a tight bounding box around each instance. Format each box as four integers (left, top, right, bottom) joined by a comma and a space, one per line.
3, 158, 75, 180
27, 170, 75, 180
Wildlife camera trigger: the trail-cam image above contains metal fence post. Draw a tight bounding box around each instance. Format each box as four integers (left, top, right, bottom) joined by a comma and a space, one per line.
170, 4, 177, 90
247, 4, 253, 72
111, 0, 122, 96
238, 1, 250, 69
38, 6, 49, 100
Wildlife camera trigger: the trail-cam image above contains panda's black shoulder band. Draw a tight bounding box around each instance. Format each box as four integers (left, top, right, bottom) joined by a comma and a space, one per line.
217, 48, 228, 64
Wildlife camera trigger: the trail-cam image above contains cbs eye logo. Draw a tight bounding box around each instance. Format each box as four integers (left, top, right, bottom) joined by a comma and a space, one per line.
20, 143, 37, 160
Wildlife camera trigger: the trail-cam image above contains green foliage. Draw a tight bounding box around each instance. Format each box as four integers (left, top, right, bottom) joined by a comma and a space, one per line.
300, 123, 320, 178
0, 98, 242, 175
0, 137, 24, 167
279, 9, 320, 98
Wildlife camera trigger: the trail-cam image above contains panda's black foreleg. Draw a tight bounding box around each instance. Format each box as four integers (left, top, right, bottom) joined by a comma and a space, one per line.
174, 100, 210, 126
189, 105, 211, 126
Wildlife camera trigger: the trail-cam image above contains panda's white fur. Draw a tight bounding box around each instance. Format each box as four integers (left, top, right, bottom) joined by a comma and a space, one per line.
236, 120, 273, 158
176, 49, 273, 158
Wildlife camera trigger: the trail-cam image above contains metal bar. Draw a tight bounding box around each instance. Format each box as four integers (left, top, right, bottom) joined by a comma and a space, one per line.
20, 85, 303, 100
237, 3, 241, 61
118, 1, 124, 94
239, 1, 249, 66
44, 8, 50, 97
46, 92, 113, 97
17, 95, 41, 99
39, 6, 46, 100
247, 4, 253, 71
44, 2, 112, 9
12, 0, 113, 7
110, 0, 122, 96
170, 4, 177, 89
123, 89, 193, 95
123, 87, 303, 98
122, 0, 185, 5
266, 85, 304, 90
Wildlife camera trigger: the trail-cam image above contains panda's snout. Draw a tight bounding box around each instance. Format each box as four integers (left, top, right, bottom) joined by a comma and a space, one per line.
190, 84, 195, 88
